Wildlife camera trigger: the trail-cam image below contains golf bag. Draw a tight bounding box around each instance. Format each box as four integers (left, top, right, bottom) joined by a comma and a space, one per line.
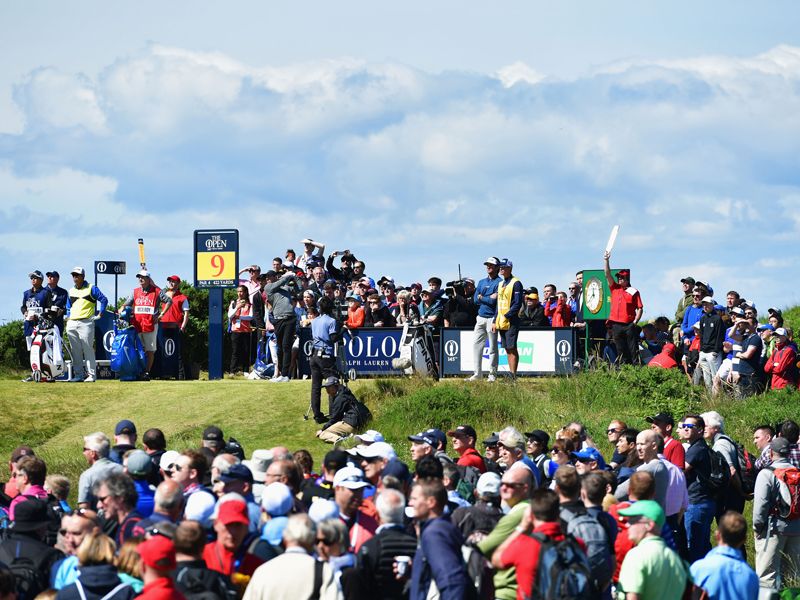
392, 322, 438, 378
29, 310, 69, 382
247, 336, 276, 380
110, 308, 146, 381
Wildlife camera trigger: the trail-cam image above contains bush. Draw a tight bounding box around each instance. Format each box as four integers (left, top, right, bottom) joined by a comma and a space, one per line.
0, 320, 28, 370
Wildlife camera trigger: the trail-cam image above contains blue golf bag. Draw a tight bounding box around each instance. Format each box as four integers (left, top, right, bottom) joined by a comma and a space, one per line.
110, 308, 146, 381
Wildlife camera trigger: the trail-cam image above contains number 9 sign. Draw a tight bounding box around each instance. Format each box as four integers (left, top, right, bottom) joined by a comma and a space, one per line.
196, 250, 236, 285
194, 229, 239, 288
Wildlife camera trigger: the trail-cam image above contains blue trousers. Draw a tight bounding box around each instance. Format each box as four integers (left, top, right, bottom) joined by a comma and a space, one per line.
685, 499, 716, 563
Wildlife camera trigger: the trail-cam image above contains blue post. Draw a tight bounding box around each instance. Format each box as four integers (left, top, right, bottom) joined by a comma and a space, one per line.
208, 288, 223, 380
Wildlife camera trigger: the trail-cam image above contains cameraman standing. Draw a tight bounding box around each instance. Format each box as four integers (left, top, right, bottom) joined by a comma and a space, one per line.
444, 278, 477, 328
468, 257, 501, 382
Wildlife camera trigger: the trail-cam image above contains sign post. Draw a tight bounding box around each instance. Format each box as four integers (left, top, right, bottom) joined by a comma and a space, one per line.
94, 260, 126, 309
194, 229, 239, 380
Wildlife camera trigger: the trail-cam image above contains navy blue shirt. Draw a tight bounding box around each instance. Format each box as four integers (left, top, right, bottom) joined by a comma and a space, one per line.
685, 438, 714, 503
21, 286, 50, 336
46, 284, 69, 332
736, 333, 762, 376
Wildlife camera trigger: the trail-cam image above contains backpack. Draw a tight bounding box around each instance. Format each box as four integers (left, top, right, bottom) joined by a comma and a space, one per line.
703, 449, 731, 497
561, 507, 613, 593
526, 533, 594, 600
0, 541, 50, 600
462, 543, 494, 600
455, 465, 481, 503
771, 467, 800, 521
175, 564, 238, 600
718, 435, 757, 497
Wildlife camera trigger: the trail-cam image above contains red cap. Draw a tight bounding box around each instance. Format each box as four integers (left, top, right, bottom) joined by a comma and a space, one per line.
137, 535, 176, 570
216, 500, 249, 526
616, 269, 630, 279
167, 275, 180, 283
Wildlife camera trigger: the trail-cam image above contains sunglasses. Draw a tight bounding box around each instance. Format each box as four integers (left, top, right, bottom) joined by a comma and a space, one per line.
316, 537, 333, 546
678, 423, 696, 429
606, 429, 621, 434
500, 481, 527, 489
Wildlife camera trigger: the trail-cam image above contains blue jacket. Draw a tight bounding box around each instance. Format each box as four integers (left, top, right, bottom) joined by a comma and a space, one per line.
21, 286, 50, 336
681, 304, 704, 338
410, 515, 468, 600
690, 545, 758, 600
473, 276, 501, 319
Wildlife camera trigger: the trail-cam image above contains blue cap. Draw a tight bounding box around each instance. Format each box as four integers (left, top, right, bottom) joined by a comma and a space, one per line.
757, 324, 775, 332
382, 458, 411, 483
570, 448, 607, 470
425, 428, 447, 450
408, 432, 436, 447
115, 419, 136, 435
220, 463, 254, 484
499, 258, 513, 268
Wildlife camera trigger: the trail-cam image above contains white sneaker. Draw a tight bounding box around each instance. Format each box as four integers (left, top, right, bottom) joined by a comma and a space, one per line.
84, 376, 96, 383
270, 376, 289, 383
465, 374, 481, 382
487, 374, 497, 382
69, 376, 84, 383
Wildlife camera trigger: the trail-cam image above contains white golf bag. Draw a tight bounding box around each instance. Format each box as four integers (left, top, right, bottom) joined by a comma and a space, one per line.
392, 322, 439, 378
29, 313, 70, 382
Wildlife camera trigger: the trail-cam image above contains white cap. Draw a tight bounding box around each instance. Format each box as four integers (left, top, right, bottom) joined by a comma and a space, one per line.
137, 269, 151, 278
308, 499, 340, 523
332, 466, 368, 489
354, 430, 385, 444
159, 450, 181, 471
260, 482, 293, 516
701, 296, 715, 304
70, 266, 86, 276
774, 327, 788, 337
356, 442, 396, 461
476, 472, 501, 496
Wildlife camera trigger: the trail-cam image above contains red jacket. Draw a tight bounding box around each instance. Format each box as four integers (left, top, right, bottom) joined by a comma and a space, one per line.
137, 577, 186, 600
457, 447, 487, 474
608, 501, 634, 582
544, 299, 572, 328
764, 344, 797, 389
648, 343, 678, 369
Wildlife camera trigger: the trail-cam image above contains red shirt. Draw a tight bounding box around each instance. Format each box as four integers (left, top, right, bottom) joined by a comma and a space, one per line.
765, 345, 798, 389
498, 522, 582, 600
663, 437, 685, 470
608, 282, 642, 324
161, 293, 188, 325
544, 300, 572, 328
608, 502, 633, 582
203, 540, 265, 579
648, 344, 678, 369
137, 577, 186, 600
457, 447, 487, 474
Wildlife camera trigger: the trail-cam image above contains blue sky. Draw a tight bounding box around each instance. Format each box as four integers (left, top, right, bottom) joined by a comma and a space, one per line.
2, 1, 800, 322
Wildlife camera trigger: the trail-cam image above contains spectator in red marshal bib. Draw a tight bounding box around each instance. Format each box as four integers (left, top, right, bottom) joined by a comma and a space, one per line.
123, 270, 172, 380
764, 327, 797, 390
603, 251, 643, 365
447, 425, 486, 474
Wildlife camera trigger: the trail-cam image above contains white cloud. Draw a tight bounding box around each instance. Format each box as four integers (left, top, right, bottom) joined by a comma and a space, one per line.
495, 61, 545, 88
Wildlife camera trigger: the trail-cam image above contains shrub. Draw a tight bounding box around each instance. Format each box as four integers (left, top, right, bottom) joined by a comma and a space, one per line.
0, 320, 28, 370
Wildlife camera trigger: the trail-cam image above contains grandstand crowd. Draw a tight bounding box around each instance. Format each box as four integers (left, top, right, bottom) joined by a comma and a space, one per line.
21, 239, 798, 396
1, 411, 799, 600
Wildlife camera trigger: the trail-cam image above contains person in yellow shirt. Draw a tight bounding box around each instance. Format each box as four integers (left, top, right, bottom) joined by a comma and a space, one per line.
491, 259, 524, 378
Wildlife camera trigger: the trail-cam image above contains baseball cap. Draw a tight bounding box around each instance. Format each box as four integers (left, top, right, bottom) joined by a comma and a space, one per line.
356, 442, 396, 461
333, 466, 369, 489
774, 327, 789, 337
136, 269, 151, 278
308, 499, 340, 523
346, 295, 362, 304
159, 450, 181, 472
425, 428, 446, 449
321, 376, 340, 387
618, 499, 665, 528
11, 446, 35, 463
525, 293, 539, 300
354, 430, 384, 444
730, 307, 745, 317
499, 258, 513, 269
202, 425, 225, 446
382, 458, 411, 483
695, 280, 709, 289
768, 307, 782, 317
680, 276, 695, 285
483, 257, 500, 266
570, 448, 607, 469
166, 275, 180, 283
70, 266, 86, 276
701, 296, 714, 304
523, 429, 550, 447
645, 412, 674, 426
215, 500, 250, 526
498, 429, 526, 450
757, 324, 775, 332
483, 432, 500, 447
126, 450, 154, 478
323, 449, 349, 472
115, 419, 137, 436
46, 271, 60, 278
771, 437, 790, 455
408, 431, 436, 446
219, 463, 254, 484
616, 269, 630, 279
261, 482, 293, 516
476, 472, 502, 497
447, 425, 477, 440
137, 534, 177, 570
29, 270, 44, 279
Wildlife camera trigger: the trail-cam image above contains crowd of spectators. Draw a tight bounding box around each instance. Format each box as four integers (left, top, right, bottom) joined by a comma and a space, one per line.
2, 413, 799, 599
21, 240, 797, 394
